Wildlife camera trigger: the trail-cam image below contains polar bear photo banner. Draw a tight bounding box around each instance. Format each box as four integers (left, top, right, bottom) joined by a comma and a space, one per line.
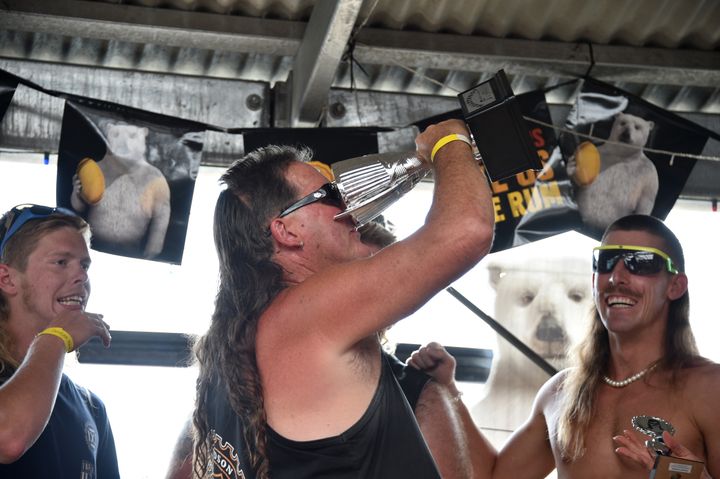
519, 77, 708, 242
0, 68, 20, 125
57, 97, 206, 264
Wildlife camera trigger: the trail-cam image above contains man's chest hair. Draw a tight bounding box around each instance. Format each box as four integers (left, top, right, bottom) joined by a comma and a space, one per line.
592, 383, 697, 444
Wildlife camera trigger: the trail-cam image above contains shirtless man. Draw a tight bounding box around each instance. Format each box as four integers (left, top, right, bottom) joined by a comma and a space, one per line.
468, 214, 719, 478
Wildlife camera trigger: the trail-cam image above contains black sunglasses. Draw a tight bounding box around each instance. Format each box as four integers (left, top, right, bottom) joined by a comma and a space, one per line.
592, 245, 678, 276
1, 204, 78, 256
277, 183, 345, 218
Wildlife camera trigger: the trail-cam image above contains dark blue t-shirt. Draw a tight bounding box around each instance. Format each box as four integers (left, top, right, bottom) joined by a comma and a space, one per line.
0, 373, 120, 479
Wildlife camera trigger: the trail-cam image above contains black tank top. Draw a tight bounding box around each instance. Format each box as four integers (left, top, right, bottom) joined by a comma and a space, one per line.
265, 354, 441, 478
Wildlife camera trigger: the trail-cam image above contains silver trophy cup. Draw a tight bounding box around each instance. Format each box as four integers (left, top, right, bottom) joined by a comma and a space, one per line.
632, 415, 704, 479
331, 150, 431, 227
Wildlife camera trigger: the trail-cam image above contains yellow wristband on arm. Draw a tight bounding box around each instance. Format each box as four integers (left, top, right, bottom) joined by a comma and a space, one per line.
37, 327, 74, 353
430, 133, 473, 162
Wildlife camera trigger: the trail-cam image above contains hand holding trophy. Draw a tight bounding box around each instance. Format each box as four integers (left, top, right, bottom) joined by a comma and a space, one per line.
632, 415, 707, 479
329, 70, 542, 228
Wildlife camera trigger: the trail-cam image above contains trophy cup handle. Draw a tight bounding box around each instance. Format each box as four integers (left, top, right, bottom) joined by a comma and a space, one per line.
631, 416, 705, 479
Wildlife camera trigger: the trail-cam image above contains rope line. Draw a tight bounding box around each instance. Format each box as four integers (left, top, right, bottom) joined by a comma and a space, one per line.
524, 116, 719, 162
364, 50, 720, 164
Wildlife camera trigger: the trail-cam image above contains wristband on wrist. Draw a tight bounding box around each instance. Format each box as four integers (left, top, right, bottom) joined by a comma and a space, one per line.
37, 327, 74, 353
430, 134, 473, 162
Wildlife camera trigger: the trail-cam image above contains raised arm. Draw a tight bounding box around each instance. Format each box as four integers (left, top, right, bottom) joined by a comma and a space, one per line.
258, 120, 495, 442
408, 342, 497, 479
0, 308, 110, 463
413, 361, 561, 479
266, 119, 495, 353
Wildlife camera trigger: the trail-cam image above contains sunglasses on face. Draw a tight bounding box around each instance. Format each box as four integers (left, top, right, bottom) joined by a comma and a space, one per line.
0, 204, 77, 256
592, 245, 678, 276
277, 183, 345, 218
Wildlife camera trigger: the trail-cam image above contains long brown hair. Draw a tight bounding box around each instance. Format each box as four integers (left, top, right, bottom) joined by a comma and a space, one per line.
192, 145, 311, 478
556, 214, 699, 461
0, 211, 90, 374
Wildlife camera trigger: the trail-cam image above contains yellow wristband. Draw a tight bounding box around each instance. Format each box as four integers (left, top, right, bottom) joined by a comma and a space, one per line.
430, 134, 472, 162
37, 327, 74, 353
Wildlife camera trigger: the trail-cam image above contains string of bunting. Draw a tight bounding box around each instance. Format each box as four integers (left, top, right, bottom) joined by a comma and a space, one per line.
525, 116, 720, 163
1, 63, 718, 164
382, 54, 720, 164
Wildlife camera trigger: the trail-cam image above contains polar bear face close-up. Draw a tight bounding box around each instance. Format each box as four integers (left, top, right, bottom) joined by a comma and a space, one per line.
489, 257, 594, 368
607, 112, 654, 150
106, 122, 149, 161
471, 256, 596, 447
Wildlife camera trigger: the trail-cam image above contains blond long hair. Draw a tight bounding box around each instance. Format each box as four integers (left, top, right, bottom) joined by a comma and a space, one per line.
555, 214, 699, 461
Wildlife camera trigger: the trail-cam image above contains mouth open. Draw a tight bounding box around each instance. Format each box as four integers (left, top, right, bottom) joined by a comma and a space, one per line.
57, 295, 85, 309
607, 295, 636, 308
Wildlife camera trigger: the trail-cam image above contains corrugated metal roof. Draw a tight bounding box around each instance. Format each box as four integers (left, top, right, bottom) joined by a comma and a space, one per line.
1, 0, 718, 114
363, 0, 719, 49
88, 0, 719, 51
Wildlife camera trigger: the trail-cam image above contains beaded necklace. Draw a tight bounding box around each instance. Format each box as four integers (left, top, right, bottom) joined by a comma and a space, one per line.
602, 363, 658, 388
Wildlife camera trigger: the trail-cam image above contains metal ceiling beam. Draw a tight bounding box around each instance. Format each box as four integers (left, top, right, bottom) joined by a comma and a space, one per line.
353, 28, 720, 88
289, 0, 363, 126
0, 0, 303, 56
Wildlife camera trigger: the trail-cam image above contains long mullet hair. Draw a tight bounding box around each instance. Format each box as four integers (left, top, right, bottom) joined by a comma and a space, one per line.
556, 215, 699, 461
192, 145, 311, 478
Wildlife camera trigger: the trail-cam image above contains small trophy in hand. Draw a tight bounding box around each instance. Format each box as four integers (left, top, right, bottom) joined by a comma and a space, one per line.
632, 415, 703, 479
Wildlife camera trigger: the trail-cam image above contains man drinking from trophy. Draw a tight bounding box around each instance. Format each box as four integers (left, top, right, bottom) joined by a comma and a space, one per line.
189, 119, 495, 478
455, 214, 719, 478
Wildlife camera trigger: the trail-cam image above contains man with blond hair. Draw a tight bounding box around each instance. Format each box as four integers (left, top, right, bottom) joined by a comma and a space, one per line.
0, 204, 117, 477
459, 214, 719, 478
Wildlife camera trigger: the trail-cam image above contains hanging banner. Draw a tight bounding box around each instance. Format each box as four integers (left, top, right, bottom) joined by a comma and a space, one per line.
414, 89, 559, 253
57, 97, 206, 264
514, 77, 708, 243
0, 69, 21, 125
243, 127, 380, 163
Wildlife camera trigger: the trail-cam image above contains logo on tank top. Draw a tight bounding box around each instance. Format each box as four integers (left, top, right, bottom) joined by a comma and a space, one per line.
81, 460, 95, 479
85, 422, 98, 452
210, 431, 246, 479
